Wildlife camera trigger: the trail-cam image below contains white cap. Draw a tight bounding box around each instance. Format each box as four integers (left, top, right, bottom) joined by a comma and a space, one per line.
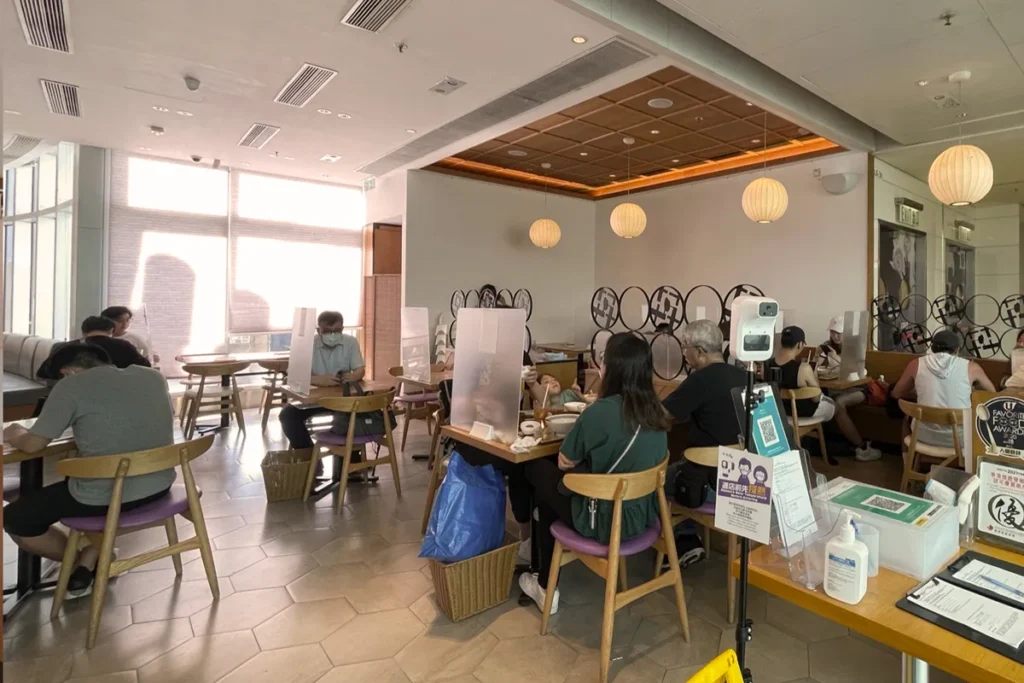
828, 315, 844, 334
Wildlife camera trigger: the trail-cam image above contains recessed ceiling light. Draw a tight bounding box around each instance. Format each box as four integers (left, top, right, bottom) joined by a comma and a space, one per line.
176, 110, 193, 117
579, 152, 588, 156
917, 80, 930, 86
4, 109, 21, 115
672, 159, 680, 163
609, 174, 617, 178
751, 138, 761, 144
572, 35, 588, 44
139, 146, 151, 151
283, 156, 295, 160
647, 97, 674, 109
150, 125, 165, 136
320, 154, 342, 163
934, 94, 946, 101
337, 113, 351, 119
317, 108, 332, 115
694, 116, 704, 122
508, 150, 528, 157
541, 162, 552, 169
650, 129, 660, 135
405, 128, 416, 134
956, 112, 969, 118
797, 127, 809, 134
153, 105, 169, 112
745, 102, 754, 107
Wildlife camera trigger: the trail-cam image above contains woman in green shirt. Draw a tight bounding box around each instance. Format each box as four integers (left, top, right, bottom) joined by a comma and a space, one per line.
520, 333, 670, 614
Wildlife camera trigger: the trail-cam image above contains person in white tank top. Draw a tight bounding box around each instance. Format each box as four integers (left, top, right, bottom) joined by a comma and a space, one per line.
892, 330, 995, 447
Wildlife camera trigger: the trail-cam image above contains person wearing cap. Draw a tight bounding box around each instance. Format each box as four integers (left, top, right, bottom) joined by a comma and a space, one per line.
892, 329, 994, 447
817, 316, 882, 461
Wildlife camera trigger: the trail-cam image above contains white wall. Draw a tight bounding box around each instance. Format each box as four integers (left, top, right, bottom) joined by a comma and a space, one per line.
593, 152, 869, 343
365, 170, 407, 226
404, 170, 597, 347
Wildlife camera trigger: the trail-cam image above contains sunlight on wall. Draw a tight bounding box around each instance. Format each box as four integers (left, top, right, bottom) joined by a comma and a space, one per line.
127, 158, 228, 216
237, 174, 364, 230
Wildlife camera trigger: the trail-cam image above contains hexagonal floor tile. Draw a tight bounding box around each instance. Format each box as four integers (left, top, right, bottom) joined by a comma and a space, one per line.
393, 619, 498, 683
105, 569, 179, 606
473, 634, 579, 683
286, 562, 374, 603
765, 595, 849, 643
550, 601, 644, 656
253, 597, 357, 650
213, 521, 291, 549
366, 543, 427, 575
131, 577, 233, 622
189, 586, 292, 635
180, 546, 266, 580
230, 554, 318, 591
345, 571, 432, 614
721, 622, 808, 683
810, 634, 901, 683
321, 608, 424, 666
311, 534, 391, 566
66, 672, 138, 683
71, 619, 195, 678
6, 605, 131, 661
633, 614, 722, 670
316, 660, 412, 683
135, 630, 260, 683
262, 528, 340, 557
480, 603, 543, 640
565, 648, 666, 683
215, 644, 332, 683
3, 654, 73, 683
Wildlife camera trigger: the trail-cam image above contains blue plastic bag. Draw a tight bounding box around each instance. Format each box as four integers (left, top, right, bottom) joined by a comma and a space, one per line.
419, 451, 507, 562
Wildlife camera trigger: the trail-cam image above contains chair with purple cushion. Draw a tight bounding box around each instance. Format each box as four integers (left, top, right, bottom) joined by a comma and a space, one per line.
49, 435, 218, 650
539, 458, 689, 683
303, 389, 399, 512
388, 365, 443, 451
653, 445, 740, 624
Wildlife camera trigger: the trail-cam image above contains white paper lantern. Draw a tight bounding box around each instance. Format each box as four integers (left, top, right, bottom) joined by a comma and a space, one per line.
928, 144, 994, 207
742, 176, 789, 224
610, 202, 646, 238
529, 218, 561, 248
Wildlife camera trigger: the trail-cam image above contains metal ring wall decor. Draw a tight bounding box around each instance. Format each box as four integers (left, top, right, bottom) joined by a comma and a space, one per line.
931, 294, 965, 327
618, 286, 651, 332
683, 284, 725, 326
999, 294, 1024, 329
899, 294, 931, 325
513, 288, 533, 322
446, 286, 535, 348
871, 295, 902, 324
1000, 327, 1023, 357
648, 285, 686, 332
964, 326, 1001, 359
651, 331, 685, 380
591, 287, 620, 330
722, 284, 766, 330
450, 290, 466, 317
479, 287, 497, 309
497, 288, 514, 309
465, 289, 481, 309
590, 328, 613, 366
965, 294, 1000, 327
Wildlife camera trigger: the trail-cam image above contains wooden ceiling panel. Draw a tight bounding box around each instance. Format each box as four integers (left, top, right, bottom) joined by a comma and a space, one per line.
429, 67, 838, 197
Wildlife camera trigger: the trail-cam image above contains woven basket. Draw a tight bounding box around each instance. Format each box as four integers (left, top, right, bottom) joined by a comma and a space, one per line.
261, 450, 311, 502
429, 535, 518, 622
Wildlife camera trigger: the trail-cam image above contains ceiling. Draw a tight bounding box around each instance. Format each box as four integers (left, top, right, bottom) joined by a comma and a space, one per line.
1, 0, 620, 185
429, 65, 837, 197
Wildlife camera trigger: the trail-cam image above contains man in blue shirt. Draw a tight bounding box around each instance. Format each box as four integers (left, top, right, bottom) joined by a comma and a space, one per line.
279, 310, 365, 449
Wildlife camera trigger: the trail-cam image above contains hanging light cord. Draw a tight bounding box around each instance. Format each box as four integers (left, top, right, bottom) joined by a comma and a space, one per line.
762, 111, 768, 177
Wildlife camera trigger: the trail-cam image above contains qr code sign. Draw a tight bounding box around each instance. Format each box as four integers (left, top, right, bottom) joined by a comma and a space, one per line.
756, 415, 779, 447
862, 494, 909, 514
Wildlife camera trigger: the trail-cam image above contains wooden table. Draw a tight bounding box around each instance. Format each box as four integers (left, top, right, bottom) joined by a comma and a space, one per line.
396, 370, 452, 393
4, 424, 76, 619
174, 351, 290, 364
440, 425, 562, 464
741, 542, 1024, 683
534, 343, 589, 358
280, 380, 394, 406
817, 376, 871, 391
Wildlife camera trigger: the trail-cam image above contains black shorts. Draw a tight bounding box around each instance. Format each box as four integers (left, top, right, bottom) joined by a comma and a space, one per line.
3, 480, 171, 538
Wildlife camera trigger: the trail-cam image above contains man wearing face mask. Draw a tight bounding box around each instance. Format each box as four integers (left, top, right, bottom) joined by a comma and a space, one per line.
279, 310, 365, 450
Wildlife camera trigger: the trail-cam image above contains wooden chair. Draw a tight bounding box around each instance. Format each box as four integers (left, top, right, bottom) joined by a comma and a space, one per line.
50, 435, 218, 649
898, 399, 964, 493
780, 387, 830, 466
301, 389, 400, 512
420, 406, 448, 534
258, 359, 290, 432
182, 361, 249, 439
539, 459, 689, 683
653, 446, 740, 624
389, 364, 443, 451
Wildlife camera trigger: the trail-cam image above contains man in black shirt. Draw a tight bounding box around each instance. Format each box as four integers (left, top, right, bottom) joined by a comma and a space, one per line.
38, 317, 151, 380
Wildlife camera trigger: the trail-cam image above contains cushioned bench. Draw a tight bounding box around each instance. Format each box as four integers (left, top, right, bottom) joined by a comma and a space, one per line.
3, 333, 60, 420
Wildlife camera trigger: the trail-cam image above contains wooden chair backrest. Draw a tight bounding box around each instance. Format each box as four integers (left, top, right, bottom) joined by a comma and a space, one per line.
684, 445, 741, 468
897, 399, 964, 426
562, 457, 668, 502
181, 361, 250, 377
318, 389, 397, 415
780, 387, 821, 401
430, 362, 446, 372
653, 376, 682, 400
57, 435, 215, 479
258, 359, 288, 373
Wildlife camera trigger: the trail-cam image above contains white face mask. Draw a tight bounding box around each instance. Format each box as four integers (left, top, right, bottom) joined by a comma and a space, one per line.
321, 332, 344, 348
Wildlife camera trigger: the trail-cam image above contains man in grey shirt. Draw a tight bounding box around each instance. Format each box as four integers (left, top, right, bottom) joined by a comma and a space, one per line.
3, 342, 175, 594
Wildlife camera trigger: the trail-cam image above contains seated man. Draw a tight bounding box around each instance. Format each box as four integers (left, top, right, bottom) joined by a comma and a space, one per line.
766, 326, 837, 457
279, 310, 365, 450
39, 316, 151, 380
3, 343, 175, 595
816, 316, 881, 461
101, 305, 157, 362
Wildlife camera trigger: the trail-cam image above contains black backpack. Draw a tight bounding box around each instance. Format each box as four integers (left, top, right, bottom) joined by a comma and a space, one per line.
329, 382, 398, 438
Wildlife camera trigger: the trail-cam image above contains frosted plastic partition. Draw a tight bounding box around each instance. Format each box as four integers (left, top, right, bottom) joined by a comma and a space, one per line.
288, 307, 316, 395
129, 304, 154, 357
451, 308, 527, 444
401, 307, 430, 383
839, 310, 868, 380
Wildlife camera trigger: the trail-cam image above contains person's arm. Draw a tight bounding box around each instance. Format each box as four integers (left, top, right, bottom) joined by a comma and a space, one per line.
124, 340, 152, 368
969, 361, 996, 392
10, 382, 77, 453
662, 379, 698, 424
797, 361, 821, 401
339, 339, 366, 383
342, 366, 366, 383
557, 413, 588, 471
3, 424, 52, 454
892, 358, 918, 400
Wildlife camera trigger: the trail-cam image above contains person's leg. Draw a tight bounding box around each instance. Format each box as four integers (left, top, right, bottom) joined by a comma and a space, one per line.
279, 405, 328, 449
3, 481, 76, 561
833, 390, 866, 446
524, 458, 574, 590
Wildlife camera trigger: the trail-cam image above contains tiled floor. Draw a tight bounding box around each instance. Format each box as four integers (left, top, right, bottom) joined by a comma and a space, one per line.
4, 412, 964, 682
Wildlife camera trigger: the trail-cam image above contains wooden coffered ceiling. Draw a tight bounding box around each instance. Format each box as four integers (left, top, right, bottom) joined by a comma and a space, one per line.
429, 66, 841, 198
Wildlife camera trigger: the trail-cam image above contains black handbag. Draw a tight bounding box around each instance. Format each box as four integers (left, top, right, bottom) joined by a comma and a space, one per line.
329, 382, 397, 438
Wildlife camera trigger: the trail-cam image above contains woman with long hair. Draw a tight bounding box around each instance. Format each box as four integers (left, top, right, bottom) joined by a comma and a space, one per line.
519, 333, 671, 613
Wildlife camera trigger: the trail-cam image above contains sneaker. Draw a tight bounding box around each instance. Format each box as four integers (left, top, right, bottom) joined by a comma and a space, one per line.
855, 444, 882, 462
67, 566, 94, 598
518, 571, 559, 615
516, 540, 531, 566
661, 535, 706, 572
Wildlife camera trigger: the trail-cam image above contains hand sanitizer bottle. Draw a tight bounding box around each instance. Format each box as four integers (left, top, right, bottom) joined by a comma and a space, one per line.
824, 510, 869, 605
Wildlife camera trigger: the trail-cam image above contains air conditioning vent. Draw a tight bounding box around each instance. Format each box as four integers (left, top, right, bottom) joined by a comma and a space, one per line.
3, 135, 43, 162
238, 123, 281, 149
16, 0, 71, 53
358, 38, 650, 176
341, 0, 413, 33
274, 64, 337, 108
41, 79, 80, 116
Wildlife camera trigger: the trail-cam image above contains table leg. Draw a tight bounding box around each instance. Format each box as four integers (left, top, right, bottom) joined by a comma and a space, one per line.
5, 458, 49, 619
902, 654, 929, 683
220, 374, 231, 428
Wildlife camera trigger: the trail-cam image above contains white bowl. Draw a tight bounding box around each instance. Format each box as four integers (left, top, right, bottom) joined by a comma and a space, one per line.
564, 401, 587, 414
520, 420, 541, 436
545, 413, 579, 436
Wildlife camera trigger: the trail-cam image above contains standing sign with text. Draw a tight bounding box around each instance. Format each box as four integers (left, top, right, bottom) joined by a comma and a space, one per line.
978, 458, 1024, 552
715, 447, 774, 544
976, 396, 1024, 459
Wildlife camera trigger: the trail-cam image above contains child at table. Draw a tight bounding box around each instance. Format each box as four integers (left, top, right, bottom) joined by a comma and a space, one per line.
530, 374, 584, 409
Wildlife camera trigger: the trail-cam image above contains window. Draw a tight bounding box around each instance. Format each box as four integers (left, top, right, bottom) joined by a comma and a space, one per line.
108, 153, 366, 377
2, 142, 76, 339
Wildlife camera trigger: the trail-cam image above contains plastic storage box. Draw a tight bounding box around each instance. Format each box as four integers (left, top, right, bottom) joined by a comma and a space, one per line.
824, 478, 959, 581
